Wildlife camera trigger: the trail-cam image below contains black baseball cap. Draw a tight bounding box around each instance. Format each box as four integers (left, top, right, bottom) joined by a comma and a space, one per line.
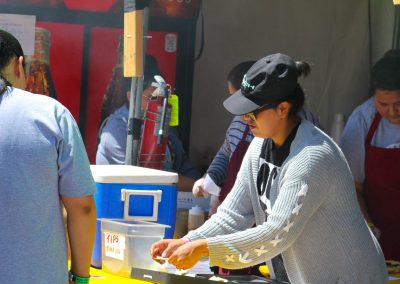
223, 53, 299, 115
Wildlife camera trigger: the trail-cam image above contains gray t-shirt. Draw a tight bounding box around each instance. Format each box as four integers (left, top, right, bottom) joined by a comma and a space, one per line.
0, 87, 96, 283
340, 97, 400, 183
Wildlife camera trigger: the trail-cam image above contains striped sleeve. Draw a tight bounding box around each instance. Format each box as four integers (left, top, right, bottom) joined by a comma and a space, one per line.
207, 137, 231, 186
207, 117, 250, 186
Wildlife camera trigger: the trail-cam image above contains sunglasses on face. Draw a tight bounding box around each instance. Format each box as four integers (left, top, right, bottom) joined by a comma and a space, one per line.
244, 103, 276, 121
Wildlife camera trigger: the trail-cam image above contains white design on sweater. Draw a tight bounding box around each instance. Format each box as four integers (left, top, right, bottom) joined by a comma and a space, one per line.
283, 221, 294, 233
238, 252, 252, 264
291, 204, 302, 215
254, 245, 268, 256
225, 255, 235, 262
297, 184, 308, 197
270, 235, 283, 247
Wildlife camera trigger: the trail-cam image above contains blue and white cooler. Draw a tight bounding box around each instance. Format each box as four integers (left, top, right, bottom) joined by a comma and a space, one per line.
90, 165, 178, 268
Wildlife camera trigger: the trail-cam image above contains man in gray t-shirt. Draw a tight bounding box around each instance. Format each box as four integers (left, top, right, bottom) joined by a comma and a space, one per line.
0, 30, 96, 283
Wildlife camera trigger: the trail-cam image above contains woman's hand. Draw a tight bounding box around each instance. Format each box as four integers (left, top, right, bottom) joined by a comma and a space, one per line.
150, 238, 185, 259
168, 239, 209, 270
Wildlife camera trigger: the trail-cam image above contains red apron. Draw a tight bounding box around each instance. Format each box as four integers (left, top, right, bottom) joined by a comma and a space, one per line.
219, 125, 251, 203
364, 112, 400, 261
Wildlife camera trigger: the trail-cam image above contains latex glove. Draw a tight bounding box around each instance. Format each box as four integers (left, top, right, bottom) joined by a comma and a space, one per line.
192, 177, 208, 198
208, 195, 220, 217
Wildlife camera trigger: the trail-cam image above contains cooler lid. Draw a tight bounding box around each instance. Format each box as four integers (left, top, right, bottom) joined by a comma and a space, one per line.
90, 165, 178, 184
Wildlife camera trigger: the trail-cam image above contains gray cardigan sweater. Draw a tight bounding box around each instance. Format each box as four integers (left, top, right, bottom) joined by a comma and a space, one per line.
187, 120, 388, 284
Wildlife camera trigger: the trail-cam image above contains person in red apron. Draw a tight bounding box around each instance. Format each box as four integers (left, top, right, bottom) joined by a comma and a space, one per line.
365, 112, 400, 261
340, 55, 400, 261
192, 61, 256, 209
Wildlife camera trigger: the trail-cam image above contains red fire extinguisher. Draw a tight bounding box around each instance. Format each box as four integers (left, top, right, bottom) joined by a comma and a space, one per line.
138, 76, 171, 170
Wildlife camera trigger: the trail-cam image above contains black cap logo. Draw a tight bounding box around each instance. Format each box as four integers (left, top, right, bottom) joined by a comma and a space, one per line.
241, 74, 256, 94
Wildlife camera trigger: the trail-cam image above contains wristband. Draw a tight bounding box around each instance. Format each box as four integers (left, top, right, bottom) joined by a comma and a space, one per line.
181, 237, 191, 244
68, 271, 90, 284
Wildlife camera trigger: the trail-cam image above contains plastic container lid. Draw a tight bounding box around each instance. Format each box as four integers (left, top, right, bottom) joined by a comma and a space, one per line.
90, 165, 178, 184
99, 219, 170, 236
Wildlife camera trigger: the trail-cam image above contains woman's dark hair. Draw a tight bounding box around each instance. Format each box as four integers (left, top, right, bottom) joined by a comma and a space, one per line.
370, 56, 400, 94
227, 61, 256, 91
0, 29, 24, 94
270, 60, 310, 117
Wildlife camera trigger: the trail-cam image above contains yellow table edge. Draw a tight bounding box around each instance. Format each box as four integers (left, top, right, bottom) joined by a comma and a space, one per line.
67, 263, 400, 283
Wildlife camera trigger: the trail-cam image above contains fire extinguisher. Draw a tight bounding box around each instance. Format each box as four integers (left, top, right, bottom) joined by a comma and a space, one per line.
138, 76, 171, 170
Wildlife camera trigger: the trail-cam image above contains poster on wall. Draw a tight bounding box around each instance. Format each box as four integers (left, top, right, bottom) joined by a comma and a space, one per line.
34, 21, 84, 118
0, 15, 85, 120
0, 13, 35, 55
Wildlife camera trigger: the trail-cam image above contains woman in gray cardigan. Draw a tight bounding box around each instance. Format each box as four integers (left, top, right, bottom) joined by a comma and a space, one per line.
151, 53, 388, 284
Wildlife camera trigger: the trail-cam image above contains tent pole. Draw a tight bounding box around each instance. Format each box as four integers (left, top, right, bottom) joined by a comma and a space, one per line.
124, 0, 150, 165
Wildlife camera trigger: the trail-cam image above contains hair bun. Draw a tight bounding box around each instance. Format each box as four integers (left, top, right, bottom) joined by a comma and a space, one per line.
295, 61, 311, 77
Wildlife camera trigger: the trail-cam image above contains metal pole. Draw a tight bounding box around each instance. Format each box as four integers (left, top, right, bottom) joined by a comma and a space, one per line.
124, 0, 150, 165
125, 76, 142, 165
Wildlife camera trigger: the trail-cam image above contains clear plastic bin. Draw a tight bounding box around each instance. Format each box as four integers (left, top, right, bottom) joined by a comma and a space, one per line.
100, 218, 170, 277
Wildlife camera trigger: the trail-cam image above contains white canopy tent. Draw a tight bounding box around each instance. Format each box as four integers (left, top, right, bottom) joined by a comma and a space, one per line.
189, 0, 396, 169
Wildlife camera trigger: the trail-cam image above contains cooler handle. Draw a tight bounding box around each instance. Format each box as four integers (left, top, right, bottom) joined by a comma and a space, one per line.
120, 189, 162, 221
